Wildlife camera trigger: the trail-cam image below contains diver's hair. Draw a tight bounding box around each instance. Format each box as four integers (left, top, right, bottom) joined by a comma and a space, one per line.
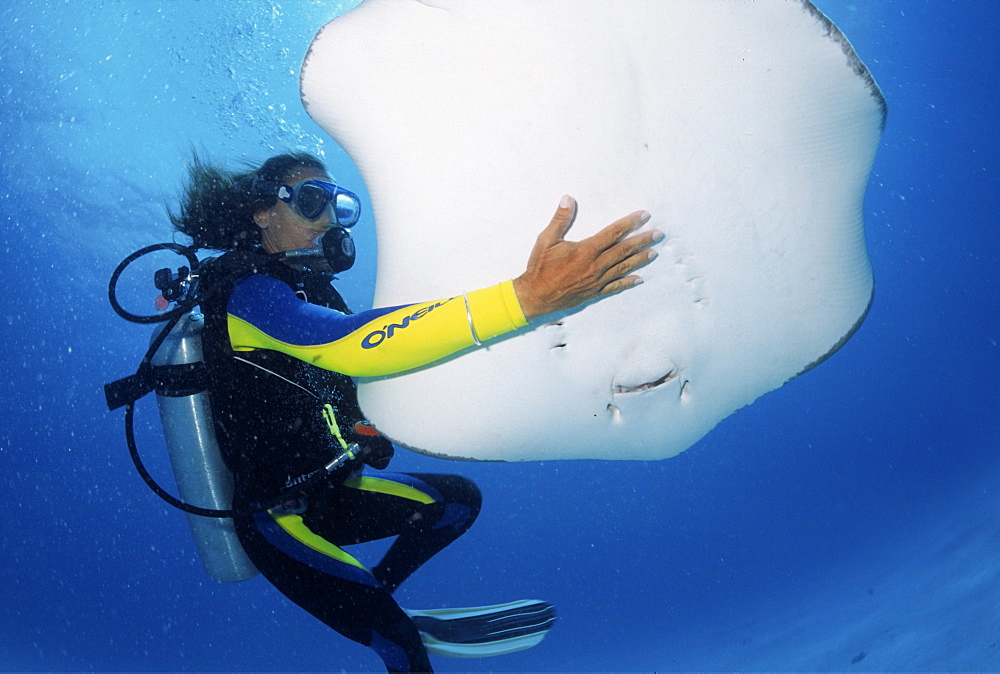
169, 151, 327, 250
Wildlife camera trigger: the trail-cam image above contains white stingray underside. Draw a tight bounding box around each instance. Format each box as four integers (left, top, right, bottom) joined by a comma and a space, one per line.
301, 0, 884, 461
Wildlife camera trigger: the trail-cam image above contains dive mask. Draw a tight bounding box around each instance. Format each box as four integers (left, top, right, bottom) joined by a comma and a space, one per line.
277, 178, 361, 227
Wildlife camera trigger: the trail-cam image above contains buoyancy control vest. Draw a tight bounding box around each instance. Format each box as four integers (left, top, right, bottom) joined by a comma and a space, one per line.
197, 249, 393, 507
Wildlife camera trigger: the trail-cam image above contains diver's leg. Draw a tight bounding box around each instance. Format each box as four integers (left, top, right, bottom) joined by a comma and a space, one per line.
235, 510, 433, 673
324, 472, 482, 594
367, 473, 481, 594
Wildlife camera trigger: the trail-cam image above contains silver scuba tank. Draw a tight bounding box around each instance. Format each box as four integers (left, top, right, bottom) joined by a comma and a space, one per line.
150, 311, 258, 583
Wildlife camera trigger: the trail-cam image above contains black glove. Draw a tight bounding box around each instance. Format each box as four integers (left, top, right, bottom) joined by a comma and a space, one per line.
350, 421, 394, 470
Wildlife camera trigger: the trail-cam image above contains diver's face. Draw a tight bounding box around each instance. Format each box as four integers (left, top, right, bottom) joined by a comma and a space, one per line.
254, 170, 333, 254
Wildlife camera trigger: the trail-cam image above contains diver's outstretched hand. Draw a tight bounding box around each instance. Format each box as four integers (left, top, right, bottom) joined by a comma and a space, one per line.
512, 195, 661, 320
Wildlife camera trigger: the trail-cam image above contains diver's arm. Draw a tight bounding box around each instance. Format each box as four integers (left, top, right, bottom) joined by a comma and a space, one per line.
226, 274, 526, 377
227, 196, 658, 377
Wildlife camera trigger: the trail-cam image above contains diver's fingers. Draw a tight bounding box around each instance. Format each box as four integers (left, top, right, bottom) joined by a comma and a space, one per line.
594, 227, 662, 273
531, 195, 578, 250
583, 209, 652, 254
594, 246, 660, 297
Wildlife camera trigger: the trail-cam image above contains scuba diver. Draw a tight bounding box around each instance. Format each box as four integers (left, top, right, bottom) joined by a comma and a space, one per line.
111, 151, 659, 672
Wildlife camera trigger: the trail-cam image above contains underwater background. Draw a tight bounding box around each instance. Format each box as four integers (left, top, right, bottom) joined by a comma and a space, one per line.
1, 0, 997, 671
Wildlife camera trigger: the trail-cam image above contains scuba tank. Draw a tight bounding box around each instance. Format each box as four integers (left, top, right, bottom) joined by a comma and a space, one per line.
104, 243, 258, 583
149, 312, 257, 583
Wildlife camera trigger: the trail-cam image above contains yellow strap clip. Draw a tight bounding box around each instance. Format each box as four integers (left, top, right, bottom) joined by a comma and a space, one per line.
322, 403, 351, 452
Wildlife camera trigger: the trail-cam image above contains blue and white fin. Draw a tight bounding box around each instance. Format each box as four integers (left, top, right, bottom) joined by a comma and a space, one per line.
404, 599, 556, 658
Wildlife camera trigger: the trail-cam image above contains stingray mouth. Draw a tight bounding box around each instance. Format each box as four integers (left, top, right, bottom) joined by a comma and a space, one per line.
612, 368, 680, 395
607, 366, 688, 420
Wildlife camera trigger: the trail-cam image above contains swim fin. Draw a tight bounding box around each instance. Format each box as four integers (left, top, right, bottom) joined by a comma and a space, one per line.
404, 599, 556, 658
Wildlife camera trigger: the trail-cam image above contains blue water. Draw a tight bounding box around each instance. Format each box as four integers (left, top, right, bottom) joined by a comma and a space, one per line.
1, 1, 997, 671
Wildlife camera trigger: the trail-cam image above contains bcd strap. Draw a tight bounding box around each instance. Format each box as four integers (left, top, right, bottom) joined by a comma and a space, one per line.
152, 362, 210, 397
104, 362, 209, 410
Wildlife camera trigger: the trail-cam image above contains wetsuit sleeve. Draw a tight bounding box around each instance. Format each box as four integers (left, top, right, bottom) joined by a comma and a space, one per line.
225, 274, 527, 377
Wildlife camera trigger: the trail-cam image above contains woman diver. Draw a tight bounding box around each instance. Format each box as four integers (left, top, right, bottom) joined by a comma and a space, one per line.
168, 151, 659, 672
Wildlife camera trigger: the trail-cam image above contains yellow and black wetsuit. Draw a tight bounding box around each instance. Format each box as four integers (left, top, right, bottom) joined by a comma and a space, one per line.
199, 250, 525, 673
